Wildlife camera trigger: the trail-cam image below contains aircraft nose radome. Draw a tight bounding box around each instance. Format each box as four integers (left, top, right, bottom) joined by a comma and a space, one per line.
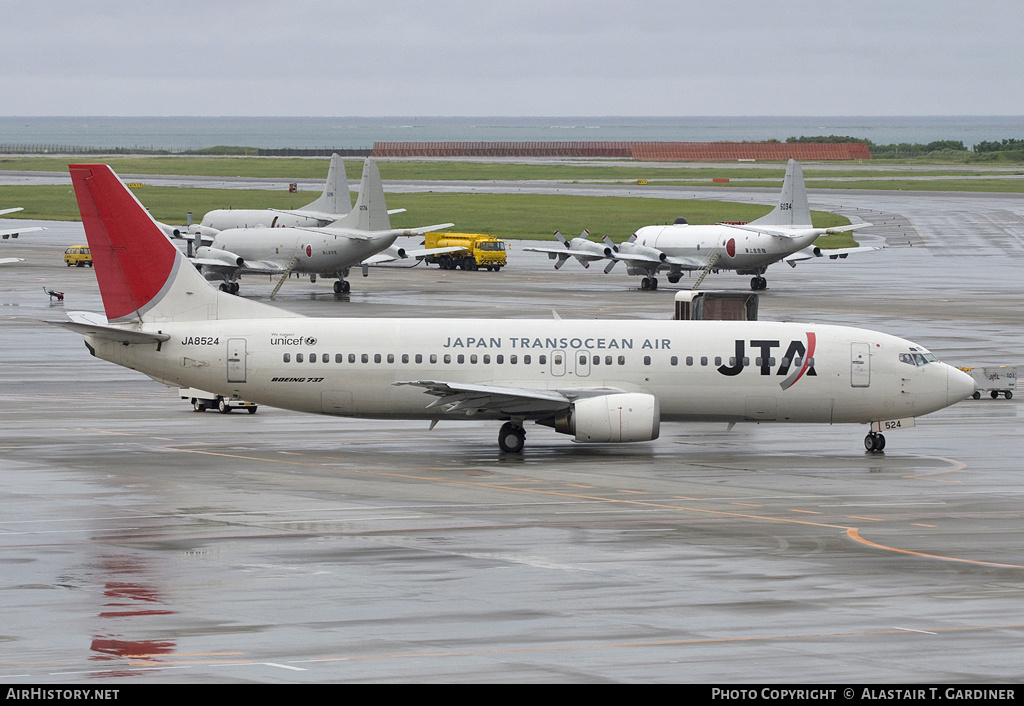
947, 365, 977, 405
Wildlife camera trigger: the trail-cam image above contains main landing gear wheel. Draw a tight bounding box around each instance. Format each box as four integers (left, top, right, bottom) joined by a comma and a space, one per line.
333, 280, 351, 294
864, 432, 886, 452
498, 422, 526, 453
220, 282, 240, 294
750, 276, 767, 291
640, 277, 659, 290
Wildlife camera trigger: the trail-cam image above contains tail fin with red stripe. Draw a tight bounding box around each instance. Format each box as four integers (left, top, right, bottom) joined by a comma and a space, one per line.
69, 164, 296, 323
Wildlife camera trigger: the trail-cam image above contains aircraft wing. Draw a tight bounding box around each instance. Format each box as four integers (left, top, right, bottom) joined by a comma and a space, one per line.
523, 245, 576, 256
3, 201, 43, 237
1, 226, 45, 239
783, 244, 885, 265
394, 380, 574, 417
395, 380, 631, 419
0, 257, 25, 265
610, 251, 706, 270
189, 256, 290, 275
523, 245, 607, 261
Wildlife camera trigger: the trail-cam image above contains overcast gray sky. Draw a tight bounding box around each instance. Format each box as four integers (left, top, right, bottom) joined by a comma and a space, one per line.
4, 0, 1022, 116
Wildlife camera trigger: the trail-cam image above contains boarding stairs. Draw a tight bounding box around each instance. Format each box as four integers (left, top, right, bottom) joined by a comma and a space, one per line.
269, 258, 299, 299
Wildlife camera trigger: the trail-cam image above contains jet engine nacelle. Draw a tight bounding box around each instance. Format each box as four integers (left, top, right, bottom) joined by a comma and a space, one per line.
549, 393, 661, 443
197, 246, 245, 267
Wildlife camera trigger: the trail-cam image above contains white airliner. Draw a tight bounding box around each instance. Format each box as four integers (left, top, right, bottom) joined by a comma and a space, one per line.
1, 207, 45, 240
526, 160, 880, 291
186, 159, 455, 294
58, 164, 974, 454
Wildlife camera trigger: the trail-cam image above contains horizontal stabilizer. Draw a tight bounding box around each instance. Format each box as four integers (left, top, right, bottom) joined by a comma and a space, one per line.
390, 222, 456, 237
727, 222, 873, 239
784, 243, 885, 265
50, 320, 170, 345
362, 245, 465, 266
266, 208, 341, 224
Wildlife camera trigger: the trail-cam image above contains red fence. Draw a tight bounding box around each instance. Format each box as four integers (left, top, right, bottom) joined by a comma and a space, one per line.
630, 142, 872, 161
372, 141, 634, 158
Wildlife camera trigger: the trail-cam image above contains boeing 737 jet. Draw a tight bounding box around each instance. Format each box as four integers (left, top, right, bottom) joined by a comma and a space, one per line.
58, 164, 974, 454
186, 159, 454, 294
526, 160, 880, 291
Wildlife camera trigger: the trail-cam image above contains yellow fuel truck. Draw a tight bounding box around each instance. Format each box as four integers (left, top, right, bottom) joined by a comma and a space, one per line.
424, 232, 507, 271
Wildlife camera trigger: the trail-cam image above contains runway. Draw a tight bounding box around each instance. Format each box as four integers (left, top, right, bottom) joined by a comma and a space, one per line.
0, 181, 1022, 683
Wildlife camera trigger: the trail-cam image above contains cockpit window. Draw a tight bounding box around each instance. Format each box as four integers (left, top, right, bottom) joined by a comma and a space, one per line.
900, 352, 938, 366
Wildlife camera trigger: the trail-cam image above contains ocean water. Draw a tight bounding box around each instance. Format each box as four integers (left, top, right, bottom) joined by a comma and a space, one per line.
1, 116, 1022, 153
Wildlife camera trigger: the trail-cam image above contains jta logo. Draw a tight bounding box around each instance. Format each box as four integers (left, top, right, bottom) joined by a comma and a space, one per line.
716, 333, 817, 390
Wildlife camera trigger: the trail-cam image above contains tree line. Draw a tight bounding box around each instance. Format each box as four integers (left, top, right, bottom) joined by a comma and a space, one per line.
786, 135, 1024, 159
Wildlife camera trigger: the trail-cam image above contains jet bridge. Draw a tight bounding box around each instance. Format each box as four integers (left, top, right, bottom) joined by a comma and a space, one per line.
673, 290, 759, 321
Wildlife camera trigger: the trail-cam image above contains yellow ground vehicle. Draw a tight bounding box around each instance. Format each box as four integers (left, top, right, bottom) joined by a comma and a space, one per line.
63, 245, 92, 267
424, 232, 507, 271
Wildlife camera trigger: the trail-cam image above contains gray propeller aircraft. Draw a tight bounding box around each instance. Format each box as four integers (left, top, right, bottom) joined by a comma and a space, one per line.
526, 160, 880, 291
186, 159, 455, 295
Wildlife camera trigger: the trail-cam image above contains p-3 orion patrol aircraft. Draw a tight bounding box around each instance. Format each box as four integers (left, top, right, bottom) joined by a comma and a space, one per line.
527, 160, 880, 291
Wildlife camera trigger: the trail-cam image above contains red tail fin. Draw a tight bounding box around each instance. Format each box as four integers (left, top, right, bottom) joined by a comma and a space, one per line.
69, 165, 178, 322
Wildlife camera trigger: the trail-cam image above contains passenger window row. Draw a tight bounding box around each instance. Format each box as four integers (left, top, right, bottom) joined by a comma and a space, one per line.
284, 352, 545, 365
279, 352, 810, 369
